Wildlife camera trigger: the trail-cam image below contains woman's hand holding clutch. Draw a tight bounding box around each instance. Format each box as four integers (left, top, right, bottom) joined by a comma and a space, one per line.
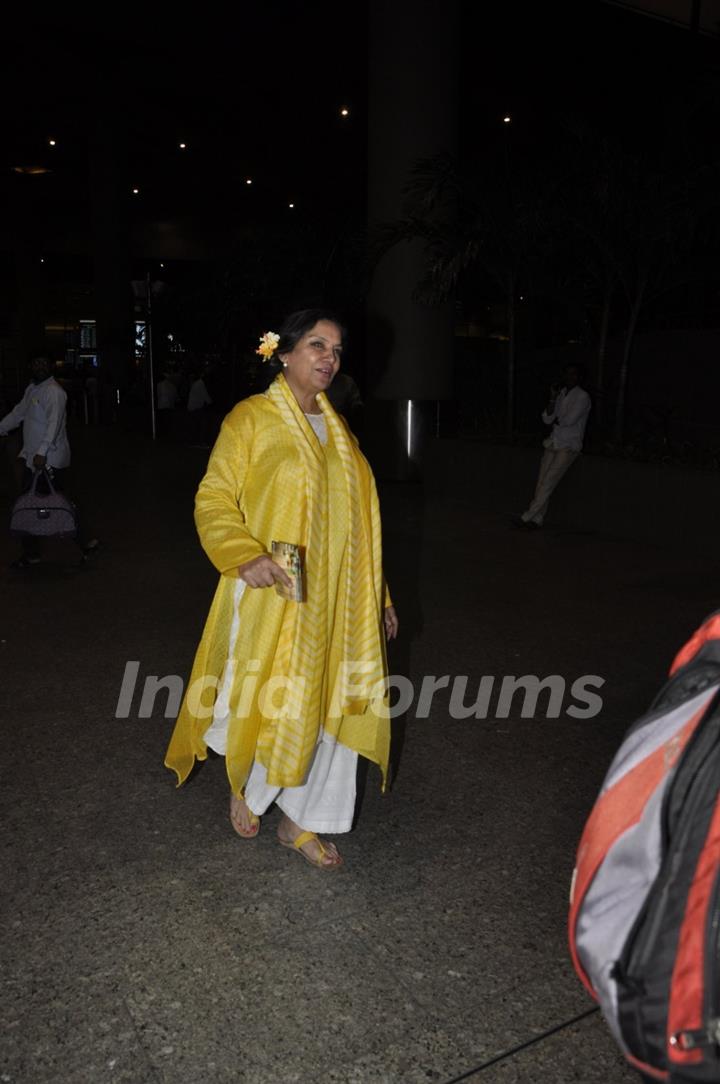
238, 555, 293, 590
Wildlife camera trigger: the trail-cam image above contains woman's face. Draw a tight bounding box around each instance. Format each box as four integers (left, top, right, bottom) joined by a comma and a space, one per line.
281, 320, 342, 401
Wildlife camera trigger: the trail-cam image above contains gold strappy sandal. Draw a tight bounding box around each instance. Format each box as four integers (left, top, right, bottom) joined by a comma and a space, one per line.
278, 830, 343, 870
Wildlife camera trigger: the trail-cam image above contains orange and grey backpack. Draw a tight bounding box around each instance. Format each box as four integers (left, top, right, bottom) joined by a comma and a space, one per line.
569, 613, 720, 1083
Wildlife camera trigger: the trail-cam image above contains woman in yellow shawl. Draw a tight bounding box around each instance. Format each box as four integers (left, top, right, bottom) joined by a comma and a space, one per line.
165, 310, 398, 869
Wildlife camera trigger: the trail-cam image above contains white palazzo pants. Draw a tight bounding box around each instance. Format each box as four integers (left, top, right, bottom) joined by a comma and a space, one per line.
203, 578, 358, 834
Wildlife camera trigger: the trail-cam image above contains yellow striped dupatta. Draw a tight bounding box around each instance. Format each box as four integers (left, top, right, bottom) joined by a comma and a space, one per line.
260, 375, 389, 785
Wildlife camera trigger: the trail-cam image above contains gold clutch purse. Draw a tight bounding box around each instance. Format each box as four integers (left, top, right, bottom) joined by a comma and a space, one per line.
271, 541, 304, 602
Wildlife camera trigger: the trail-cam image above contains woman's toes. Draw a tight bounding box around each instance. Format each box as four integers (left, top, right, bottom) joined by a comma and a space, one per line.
320, 841, 342, 865
230, 796, 258, 836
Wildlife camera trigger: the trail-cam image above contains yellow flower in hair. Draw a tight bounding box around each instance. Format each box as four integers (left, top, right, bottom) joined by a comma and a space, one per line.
256, 331, 280, 361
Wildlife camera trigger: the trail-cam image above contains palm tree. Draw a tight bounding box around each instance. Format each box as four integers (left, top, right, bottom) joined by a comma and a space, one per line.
378, 141, 562, 437
560, 120, 716, 443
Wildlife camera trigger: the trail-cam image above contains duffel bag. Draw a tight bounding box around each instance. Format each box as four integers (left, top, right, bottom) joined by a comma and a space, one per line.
10, 469, 77, 538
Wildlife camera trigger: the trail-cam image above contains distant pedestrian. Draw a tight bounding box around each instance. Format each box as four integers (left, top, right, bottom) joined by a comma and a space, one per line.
157, 372, 179, 411
0, 352, 99, 568
187, 370, 212, 446
156, 371, 179, 440
514, 363, 591, 530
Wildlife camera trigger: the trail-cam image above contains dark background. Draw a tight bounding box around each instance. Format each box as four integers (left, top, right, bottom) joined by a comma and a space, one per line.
2, 1, 720, 453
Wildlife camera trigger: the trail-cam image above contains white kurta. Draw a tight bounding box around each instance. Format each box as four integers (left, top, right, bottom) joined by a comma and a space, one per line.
203, 411, 358, 833
0, 377, 71, 467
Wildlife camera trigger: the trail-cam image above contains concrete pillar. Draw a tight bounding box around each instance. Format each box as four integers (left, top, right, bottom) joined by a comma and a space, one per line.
366, 0, 459, 478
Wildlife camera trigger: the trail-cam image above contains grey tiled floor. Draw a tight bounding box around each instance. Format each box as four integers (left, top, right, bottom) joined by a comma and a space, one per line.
2, 428, 713, 1083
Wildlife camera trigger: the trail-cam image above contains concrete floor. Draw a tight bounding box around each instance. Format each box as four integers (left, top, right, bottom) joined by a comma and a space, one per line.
2, 425, 717, 1084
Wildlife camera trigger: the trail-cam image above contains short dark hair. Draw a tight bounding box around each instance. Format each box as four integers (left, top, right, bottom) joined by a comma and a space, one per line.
253, 309, 346, 391
28, 350, 53, 366
276, 308, 346, 357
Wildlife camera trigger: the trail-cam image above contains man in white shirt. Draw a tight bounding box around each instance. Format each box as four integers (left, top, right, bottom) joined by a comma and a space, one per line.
156, 372, 180, 441
157, 374, 179, 411
0, 353, 98, 567
187, 371, 213, 446
187, 374, 212, 413
515, 364, 591, 530
0, 354, 70, 472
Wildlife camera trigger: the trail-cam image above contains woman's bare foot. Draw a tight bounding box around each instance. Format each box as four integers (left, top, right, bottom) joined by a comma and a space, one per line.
230, 793, 259, 838
277, 814, 343, 868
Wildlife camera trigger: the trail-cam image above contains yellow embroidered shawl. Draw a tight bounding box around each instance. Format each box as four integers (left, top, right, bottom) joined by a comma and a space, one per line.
164, 374, 390, 794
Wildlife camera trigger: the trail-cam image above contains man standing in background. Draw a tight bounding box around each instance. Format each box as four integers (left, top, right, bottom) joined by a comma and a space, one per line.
514, 364, 591, 531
